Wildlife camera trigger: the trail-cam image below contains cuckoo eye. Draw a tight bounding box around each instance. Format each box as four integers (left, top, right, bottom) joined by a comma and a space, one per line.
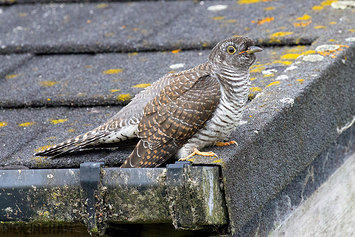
227, 46, 237, 55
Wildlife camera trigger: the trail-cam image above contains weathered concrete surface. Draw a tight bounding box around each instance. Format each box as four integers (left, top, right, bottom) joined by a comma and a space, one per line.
1, 0, 355, 236
235, 116, 355, 236
271, 153, 355, 237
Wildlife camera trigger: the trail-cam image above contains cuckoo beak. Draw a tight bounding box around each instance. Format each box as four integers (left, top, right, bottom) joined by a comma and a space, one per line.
246, 46, 263, 54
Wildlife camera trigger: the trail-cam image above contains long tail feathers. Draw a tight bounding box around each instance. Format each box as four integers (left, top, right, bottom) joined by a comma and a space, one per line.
34, 131, 107, 157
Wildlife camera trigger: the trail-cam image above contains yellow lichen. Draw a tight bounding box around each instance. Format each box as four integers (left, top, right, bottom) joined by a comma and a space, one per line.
296, 14, 311, 21
103, 69, 123, 74
96, 3, 109, 8
296, 79, 305, 84
237, 0, 260, 4
0, 121, 8, 128
270, 32, 293, 37
314, 25, 326, 29
39, 81, 58, 87
132, 83, 151, 88
5, 74, 20, 79
212, 16, 225, 21
281, 54, 301, 60
117, 93, 131, 101
250, 87, 262, 92
49, 119, 68, 124
34, 145, 53, 153
266, 81, 280, 87
110, 89, 121, 93
250, 67, 265, 73
18, 122, 36, 127
264, 6, 276, 11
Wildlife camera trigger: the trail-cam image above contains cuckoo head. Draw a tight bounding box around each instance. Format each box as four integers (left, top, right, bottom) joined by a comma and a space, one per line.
208, 36, 262, 73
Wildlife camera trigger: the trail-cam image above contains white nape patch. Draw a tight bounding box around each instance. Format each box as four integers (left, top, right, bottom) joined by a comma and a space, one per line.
276, 75, 289, 80
169, 63, 185, 70
262, 69, 277, 75
238, 120, 248, 126
280, 98, 294, 107
337, 116, 355, 135
303, 54, 324, 62
346, 37, 355, 42
285, 65, 298, 71
207, 5, 228, 11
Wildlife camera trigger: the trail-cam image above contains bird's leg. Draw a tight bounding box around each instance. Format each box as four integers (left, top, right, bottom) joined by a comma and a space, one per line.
179, 148, 217, 161
215, 141, 238, 146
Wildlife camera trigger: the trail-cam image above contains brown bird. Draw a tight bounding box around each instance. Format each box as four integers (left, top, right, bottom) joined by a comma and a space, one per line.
35, 36, 262, 168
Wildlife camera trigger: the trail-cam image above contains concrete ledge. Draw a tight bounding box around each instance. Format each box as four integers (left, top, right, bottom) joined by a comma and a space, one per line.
272, 149, 355, 236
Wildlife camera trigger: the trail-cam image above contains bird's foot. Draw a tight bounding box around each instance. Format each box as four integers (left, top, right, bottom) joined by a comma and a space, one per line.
179, 148, 218, 161
215, 141, 238, 147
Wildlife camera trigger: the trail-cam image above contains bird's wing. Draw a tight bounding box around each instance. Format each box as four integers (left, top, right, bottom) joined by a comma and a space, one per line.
121, 73, 221, 168
34, 70, 180, 157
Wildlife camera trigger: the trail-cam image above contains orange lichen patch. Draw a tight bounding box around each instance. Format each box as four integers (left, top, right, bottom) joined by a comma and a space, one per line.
128, 52, 138, 56
34, 145, 53, 154
250, 77, 257, 81
329, 21, 336, 25
5, 74, 20, 79
264, 6, 276, 11
317, 44, 349, 57
0, 121, 8, 128
132, 83, 151, 88
96, 3, 109, 8
225, 19, 237, 23
266, 81, 280, 87
250, 87, 262, 92
110, 89, 121, 93
171, 49, 181, 54
281, 54, 301, 60
237, 0, 260, 4
49, 119, 68, 125
314, 25, 326, 29
103, 69, 123, 74
169, 71, 176, 74
104, 32, 115, 37
251, 17, 274, 25
39, 81, 58, 87
349, 29, 355, 32
117, 93, 131, 101
87, 20, 91, 24
212, 16, 225, 21
296, 14, 311, 21
67, 129, 75, 132
18, 122, 36, 127
293, 20, 312, 27
329, 39, 336, 42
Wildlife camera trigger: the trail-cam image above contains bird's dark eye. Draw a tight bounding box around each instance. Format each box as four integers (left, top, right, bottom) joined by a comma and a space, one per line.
227, 46, 237, 55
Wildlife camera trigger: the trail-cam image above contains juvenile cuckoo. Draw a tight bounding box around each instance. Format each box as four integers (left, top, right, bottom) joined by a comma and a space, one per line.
35, 36, 262, 168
